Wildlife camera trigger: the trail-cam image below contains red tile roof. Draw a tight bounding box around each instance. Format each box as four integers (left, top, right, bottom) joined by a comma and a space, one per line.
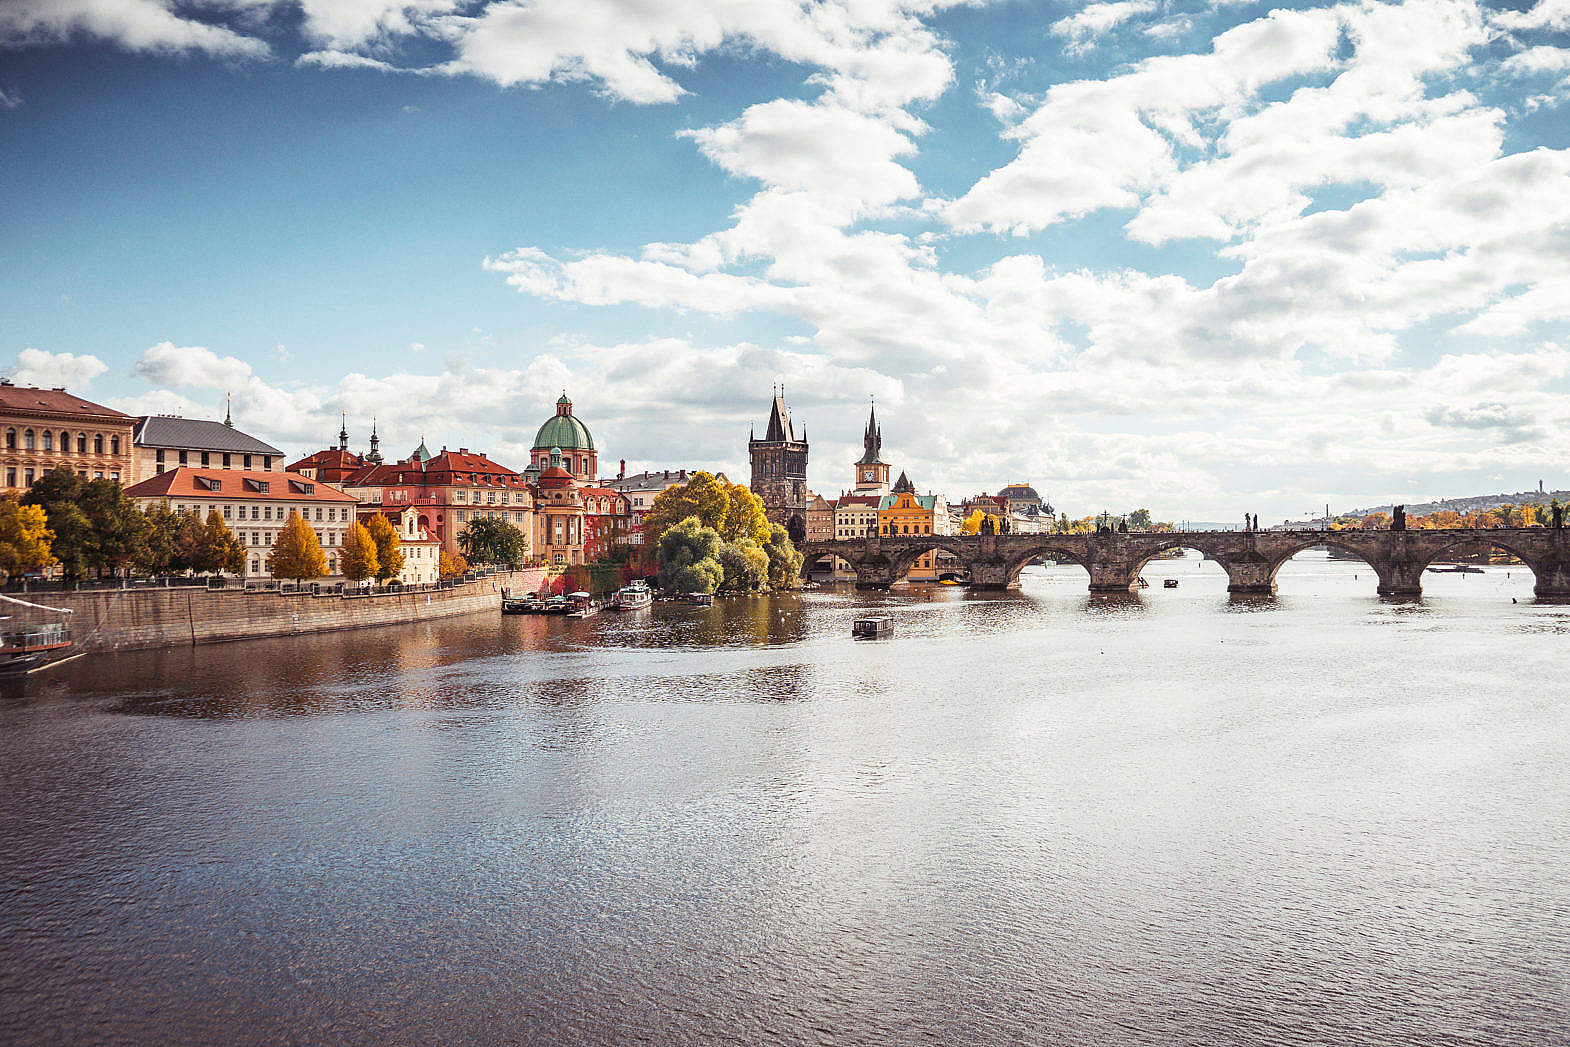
0, 385, 131, 420
126, 467, 357, 502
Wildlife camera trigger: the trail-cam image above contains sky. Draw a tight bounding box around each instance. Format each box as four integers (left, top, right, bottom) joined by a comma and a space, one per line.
2, 0, 1568, 521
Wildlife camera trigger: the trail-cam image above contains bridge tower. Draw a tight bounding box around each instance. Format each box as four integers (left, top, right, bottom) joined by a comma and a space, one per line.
749, 388, 809, 541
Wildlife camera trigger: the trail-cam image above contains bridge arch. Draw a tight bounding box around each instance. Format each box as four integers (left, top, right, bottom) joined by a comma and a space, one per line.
1001, 542, 1091, 586
1127, 538, 1237, 577
886, 538, 977, 585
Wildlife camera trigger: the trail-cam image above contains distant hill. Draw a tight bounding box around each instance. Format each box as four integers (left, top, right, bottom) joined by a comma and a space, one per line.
1285, 488, 1569, 527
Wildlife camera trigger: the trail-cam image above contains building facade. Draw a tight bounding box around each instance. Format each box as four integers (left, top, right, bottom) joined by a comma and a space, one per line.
133, 414, 283, 482
580, 484, 632, 561
0, 384, 135, 490
357, 505, 441, 586
533, 448, 585, 565
335, 447, 534, 558
125, 467, 357, 578
748, 391, 809, 540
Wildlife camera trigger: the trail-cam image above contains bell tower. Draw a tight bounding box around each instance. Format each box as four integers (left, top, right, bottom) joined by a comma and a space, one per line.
853, 400, 890, 496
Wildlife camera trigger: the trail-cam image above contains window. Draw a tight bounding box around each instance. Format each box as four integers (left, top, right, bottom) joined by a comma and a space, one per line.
264, 506, 273, 520
252, 560, 259, 573
243, 454, 252, 469
201, 451, 210, 467
251, 506, 259, 520
222, 453, 231, 468
262, 456, 271, 470
314, 507, 322, 521
42, 431, 52, 451
4, 429, 13, 450
223, 506, 232, 519
23, 430, 34, 450
24, 468, 34, 485
4, 469, 13, 487
76, 433, 86, 453
155, 449, 165, 464
111, 436, 120, 455
110, 472, 119, 482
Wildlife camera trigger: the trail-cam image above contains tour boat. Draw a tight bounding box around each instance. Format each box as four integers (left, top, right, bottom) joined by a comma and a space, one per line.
852, 616, 894, 640
611, 582, 653, 610
542, 595, 571, 615
566, 591, 599, 618
687, 592, 714, 606
1164, 578, 1179, 588
0, 621, 74, 675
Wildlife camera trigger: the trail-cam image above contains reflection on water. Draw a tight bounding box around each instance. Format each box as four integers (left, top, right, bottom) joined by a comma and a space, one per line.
1, 553, 1566, 1047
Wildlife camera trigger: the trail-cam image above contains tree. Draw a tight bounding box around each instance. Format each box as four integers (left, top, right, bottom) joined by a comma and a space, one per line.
1361, 512, 1390, 530
169, 510, 205, 573
641, 471, 731, 549
961, 510, 1001, 534
340, 522, 379, 584
720, 482, 770, 544
457, 516, 528, 566
762, 522, 803, 590
22, 469, 147, 578
81, 479, 148, 576
197, 510, 245, 575
136, 501, 180, 575
655, 516, 724, 594
718, 536, 769, 592
365, 513, 405, 585
0, 497, 56, 578
439, 550, 468, 580
1127, 508, 1153, 530
267, 512, 327, 583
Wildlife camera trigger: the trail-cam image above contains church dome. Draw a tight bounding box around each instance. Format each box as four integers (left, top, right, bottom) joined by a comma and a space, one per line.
533, 393, 595, 451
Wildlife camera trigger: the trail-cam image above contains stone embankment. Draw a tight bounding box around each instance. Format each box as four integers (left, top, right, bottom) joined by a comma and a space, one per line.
2, 567, 547, 653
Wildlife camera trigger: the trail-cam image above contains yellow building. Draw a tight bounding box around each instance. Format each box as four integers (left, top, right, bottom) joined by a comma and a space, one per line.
0, 384, 135, 489
877, 472, 950, 581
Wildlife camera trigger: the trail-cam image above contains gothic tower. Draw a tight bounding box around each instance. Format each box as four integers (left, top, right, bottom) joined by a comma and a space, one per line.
853, 400, 891, 496
749, 388, 809, 538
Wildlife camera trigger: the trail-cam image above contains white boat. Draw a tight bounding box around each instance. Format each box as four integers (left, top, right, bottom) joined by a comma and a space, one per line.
611, 582, 653, 610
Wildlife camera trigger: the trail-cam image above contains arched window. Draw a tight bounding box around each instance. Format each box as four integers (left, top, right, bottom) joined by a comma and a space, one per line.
111, 436, 120, 455
23, 429, 34, 450
4, 429, 13, 450
41, 431, 52, 452
60, 432, 70, 453
76, 433, 86, 454
93, 434, 103, 454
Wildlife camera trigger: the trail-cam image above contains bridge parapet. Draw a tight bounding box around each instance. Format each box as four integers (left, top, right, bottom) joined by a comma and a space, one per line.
797, 526, 1570, 600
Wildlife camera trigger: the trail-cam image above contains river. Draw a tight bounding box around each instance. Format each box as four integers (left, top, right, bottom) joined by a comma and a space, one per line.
1, 553, 1566, 1046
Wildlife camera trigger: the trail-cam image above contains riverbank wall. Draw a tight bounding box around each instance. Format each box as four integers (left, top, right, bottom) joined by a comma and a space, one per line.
2, 568, 546, 653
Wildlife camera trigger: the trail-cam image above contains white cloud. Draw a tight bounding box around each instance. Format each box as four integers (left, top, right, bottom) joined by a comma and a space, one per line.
133, 342, 253, 391
8, 348, 109, 389
0, 86, 21, 109
296, 49, 409, 73
0, 0, 269, 57
1051, 0, 1160, 53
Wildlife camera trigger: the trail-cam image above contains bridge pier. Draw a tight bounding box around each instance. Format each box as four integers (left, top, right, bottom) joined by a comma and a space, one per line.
1533, 558, 1570, 601
967, 560, 1016, 590
1374, 560, 1424, 599
1223, 559, 1276, 596
1087, 561, 1139, 593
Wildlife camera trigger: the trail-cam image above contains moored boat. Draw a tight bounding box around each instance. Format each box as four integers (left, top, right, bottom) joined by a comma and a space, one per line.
852, 616, 894, 640
611, 581, 653, 610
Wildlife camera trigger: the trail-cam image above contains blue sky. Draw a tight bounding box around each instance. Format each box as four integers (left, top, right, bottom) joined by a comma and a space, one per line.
2, 0, 1568, 519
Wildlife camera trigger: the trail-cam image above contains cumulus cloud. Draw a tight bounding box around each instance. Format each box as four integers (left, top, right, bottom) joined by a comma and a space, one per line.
133, 342, 253, 391
1051, 0, 1160, 52
7, 348, 109, 389
0, 0, 270, 57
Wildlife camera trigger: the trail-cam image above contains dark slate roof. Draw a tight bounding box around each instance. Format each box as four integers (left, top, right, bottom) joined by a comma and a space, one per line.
134, 416, 283, 456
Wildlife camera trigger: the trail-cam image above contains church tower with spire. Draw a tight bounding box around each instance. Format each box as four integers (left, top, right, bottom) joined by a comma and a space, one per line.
748, 386, 809, 538
853, 400, 891, 496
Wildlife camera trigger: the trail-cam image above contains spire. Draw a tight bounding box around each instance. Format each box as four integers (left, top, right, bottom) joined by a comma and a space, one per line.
338, 411, 348, 452
857, 397, 885, 465
764, 390, 793, 442
893, 470, 914, 493
367, 416, 383, 464
224, 393, 233, 428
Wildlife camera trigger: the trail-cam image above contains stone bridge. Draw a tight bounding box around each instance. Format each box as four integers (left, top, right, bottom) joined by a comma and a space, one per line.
800, 528, 1570, 600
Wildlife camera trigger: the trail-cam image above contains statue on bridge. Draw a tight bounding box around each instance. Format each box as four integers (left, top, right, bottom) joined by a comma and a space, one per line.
1392, 505, 1406, 531
1552, 501, 1564, 530
980, 515, 995, 536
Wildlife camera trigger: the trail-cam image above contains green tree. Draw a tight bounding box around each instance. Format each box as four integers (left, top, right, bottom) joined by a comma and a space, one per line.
0, 496, 56, 578
267, 512, 327, 583
169, 509, 205, 573
762, 522, 803, 590
1127, 508, 1153, 530
198, 509, 245, 575
340, 522, 379, 583
457, 515, 528, 565
365, 512, 405, 585
81, 479, 148, 576
718, 536, 769, 592
642, 471, 731, 549
136, 501, 180, 575
655, 516, 725, 594
22, 469, 148, 578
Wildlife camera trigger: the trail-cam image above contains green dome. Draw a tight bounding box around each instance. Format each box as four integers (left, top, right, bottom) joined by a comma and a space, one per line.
534, 412, 594, 451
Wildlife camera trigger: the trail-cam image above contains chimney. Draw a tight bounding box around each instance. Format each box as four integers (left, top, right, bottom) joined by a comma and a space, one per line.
663, 469, 669, 479
619, 459, 626, 479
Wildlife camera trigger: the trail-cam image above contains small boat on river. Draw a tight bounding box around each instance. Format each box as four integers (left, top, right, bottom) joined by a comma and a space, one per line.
501, 591, 543, 614
687, 592, 714, 606
1163, 578, 1179, 588
611, 582, 653, 610
566, 591, 600, 618
0, 621, 74, 675
852, 616, 894, 640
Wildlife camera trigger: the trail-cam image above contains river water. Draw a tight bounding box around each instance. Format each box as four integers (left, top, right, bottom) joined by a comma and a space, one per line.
2, 553, 1566, 1046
